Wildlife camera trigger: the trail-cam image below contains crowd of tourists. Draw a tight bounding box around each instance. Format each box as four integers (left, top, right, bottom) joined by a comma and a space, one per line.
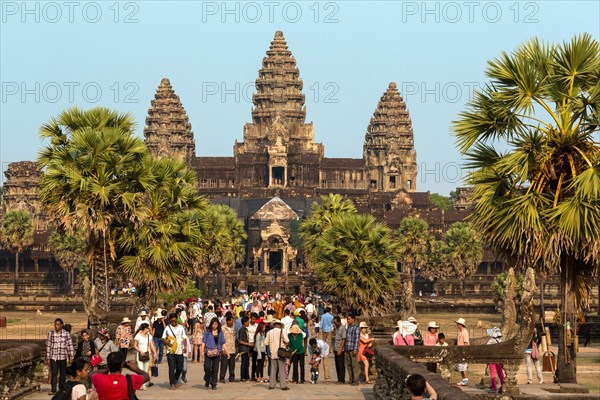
45, 292, 547, 399
46, 292, 379, 399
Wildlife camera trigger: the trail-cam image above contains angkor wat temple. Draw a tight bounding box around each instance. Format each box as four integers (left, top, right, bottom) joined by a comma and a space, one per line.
1, 31, 502, 296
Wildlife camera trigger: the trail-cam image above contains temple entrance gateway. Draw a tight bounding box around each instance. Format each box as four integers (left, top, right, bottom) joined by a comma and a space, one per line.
269, 250, 282, 271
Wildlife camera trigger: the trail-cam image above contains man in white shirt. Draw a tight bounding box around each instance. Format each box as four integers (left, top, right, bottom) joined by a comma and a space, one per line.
264, 319, 289, 391
135, 311, 150, 332
281, 309, 294, 337
305, 299, 315, 319
247, 313, 259, 380
203, 305, 217, 328
162, 313, 187, 390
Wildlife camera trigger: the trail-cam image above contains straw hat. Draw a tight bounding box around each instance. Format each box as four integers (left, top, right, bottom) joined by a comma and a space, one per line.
289, 325, 302, 334
455, 318, 467, 327
121, 317, 131, 324
427, 321, 440, 330
271, 319, 283, 327
407, 316, 417, 323
359, 321, 369, 329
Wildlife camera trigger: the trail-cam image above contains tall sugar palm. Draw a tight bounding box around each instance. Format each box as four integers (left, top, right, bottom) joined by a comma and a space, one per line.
38, 107, 150, 314
395, 216, 433, 288
48, 229, 86, 294
453, 33, 600, 382
299, 194, 357, 268
1, 209, 34, 294
116, 157, 209, 303
314, 213, 400, 315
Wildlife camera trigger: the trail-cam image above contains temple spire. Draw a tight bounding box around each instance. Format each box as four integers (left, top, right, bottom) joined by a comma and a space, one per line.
144, 78, 195, 162
251, 31, 306, 128
364, 82, 417, 192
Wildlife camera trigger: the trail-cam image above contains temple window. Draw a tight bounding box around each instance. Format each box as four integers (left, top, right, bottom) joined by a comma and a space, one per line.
370, 180, 377, 188
389, 176, 396, 188
271, 166, 284, 185
407, 179, 412, 189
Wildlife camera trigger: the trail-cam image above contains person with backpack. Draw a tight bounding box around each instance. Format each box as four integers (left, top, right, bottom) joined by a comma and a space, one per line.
52, 358, 98, 400
91, 351, 149, 400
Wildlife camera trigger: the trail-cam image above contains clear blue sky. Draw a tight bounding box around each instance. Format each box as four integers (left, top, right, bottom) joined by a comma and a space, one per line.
1, 1, 599, 194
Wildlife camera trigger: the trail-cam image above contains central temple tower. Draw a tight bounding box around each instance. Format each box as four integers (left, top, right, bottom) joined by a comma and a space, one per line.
234, 31, 324, 189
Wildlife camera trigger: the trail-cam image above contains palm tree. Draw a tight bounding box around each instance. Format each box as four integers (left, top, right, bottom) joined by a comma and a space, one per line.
1, 209, 34, 294
198, 204, 247, 296
420, 222, 483, 297
38, 106, 150, 314
48, 229, 86, 294
453, 33, 600, 382
395, 216, 433, 288
299, 194, 357, 268
313, 213, 400, 315
116, 157, 209, 303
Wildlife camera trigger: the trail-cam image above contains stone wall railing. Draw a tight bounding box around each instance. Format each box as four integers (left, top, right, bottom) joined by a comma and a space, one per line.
374, 343, 469, 400
0, 343, 42, 400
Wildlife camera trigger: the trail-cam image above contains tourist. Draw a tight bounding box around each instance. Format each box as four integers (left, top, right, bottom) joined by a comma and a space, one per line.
248, 312, 259, 380
486, 327, 505, 393
192, 318, 204, 363
220, 315, 237, 382
162, 312, 187, 390
237, 316, 252, 382
288, 322, 306, 384
395, 321, 416, 346
94, 329, 117, 370
91, 351, 149, 400
436, 333, 448, 347
203, 305, 217, 328
524, 328, 544, 384
200, 317, 227, 391
254, 321, 268, 382
281, 309, 294, 336
66, 358, 98, 400
307, 337, 329, 384
332, 315, 346, 384
135, 311, 150, 332
305, 298, 315, 319
273, 297, 285, 320
405, 373, 438, 400
46, 318, 74, 395
179, 333, 193, 385
74, 330, 94, 365
423, 322, 439, 345
189, 300, 200, 334
151, 311, 166, 364
358, 321, 375, 383
133, 323, 157, 390
265, 319, 289, 390
455, 317, 470, 386
115, 317, 133, 360
344, 313, 360, 386
408, 317, 423, 345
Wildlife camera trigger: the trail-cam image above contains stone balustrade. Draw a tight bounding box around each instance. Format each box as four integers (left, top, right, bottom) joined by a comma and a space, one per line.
0, 343, 42, 400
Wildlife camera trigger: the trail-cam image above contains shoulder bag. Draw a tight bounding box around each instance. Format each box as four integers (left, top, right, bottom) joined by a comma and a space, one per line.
138, 335, 150, 362
277, 330, 293, 359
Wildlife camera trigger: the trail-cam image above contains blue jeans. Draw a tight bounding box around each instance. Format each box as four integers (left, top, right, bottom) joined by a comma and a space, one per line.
179, 357, 188, 383
167, 354, 184, 386
153, 337, 164, 363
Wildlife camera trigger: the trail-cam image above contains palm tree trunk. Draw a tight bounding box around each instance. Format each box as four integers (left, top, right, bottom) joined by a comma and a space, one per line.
557, 255, 577, 383
539, 278, 546, 322
14, 251, 20, 295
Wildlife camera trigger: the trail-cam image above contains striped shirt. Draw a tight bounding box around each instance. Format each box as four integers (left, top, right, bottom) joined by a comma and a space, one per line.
46, 329, 74, 361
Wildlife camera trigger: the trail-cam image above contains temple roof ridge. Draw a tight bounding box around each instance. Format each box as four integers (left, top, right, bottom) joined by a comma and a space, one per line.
364, 82, 415, 146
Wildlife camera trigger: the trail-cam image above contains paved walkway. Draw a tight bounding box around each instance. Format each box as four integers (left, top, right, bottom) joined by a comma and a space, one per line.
27, 355, 375, 400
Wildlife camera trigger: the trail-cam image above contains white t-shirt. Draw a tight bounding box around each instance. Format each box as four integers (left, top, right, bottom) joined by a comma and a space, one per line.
71, 383, 86, 400
135, 333, 151, 353
162, 324, 187, 355
247, 323, 258, 344
135, 317, 150, 332
306, 303, 315, 314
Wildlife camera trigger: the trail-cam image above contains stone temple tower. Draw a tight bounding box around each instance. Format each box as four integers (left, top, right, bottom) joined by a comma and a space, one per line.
363, 82, 417, 192
143, 78, 196, 163
235, 31, 323, 189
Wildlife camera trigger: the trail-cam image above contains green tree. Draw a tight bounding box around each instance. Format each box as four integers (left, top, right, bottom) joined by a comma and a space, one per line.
48, 229, 87, 294
116, 157, 209, 303
38, 106, 150, 313
198, 204, 247, 296
429, 193, 454, 211
395, 216, 433, 288
491, 270, 525, 307
421, 222, 483, 297
299, 194, 357, 268
313, 213, 400, 315
453, 34, 600, 382
1, 209, 34, 294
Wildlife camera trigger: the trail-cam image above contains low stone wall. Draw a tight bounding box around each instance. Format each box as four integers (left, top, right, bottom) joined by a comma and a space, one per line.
374, 343, 469, 400
0, 343, 43, 400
